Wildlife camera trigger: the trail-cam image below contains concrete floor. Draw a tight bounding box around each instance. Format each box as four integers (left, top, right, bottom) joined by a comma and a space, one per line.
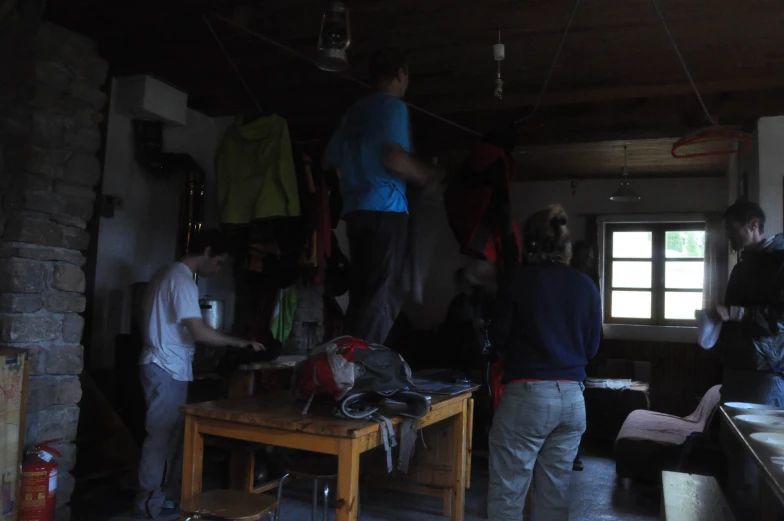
83, 444, 658, 521
273, 451, 659, 521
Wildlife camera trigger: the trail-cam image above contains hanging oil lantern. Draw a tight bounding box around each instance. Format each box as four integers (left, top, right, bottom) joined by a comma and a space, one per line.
316, 1, 351, 72
493, 26, 505, 99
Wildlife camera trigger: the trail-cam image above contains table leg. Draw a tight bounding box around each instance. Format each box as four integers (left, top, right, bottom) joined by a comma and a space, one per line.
466, 398, 474, 490
181, 415, 204, 503
227, 371, 255, 490
336, 438, 360, 521
450, 399, 467, 521
760, 478, 784, 521
229, 446, 256, 491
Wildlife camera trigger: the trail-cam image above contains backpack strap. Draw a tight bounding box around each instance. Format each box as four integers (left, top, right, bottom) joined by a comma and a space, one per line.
370, 415, 394, 473
337, 393, 383, 420
397, 419, 418, 473
386, 391, 430, 473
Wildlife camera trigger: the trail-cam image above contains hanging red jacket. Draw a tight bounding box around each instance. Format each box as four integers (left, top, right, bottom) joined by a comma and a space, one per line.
444, 141, 520, 269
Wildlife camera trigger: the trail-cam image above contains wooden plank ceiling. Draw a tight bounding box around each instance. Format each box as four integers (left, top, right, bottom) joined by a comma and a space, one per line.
515, 138, 732, 180
45, 0, 784, 179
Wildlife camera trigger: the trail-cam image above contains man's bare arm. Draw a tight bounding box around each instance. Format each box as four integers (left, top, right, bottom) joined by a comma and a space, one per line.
383, 143, 444, 186
183, 318, 264, 351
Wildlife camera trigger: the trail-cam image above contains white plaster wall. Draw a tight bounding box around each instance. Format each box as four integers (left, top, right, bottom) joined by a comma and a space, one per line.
402, 176, 729, 330
162, 112, 234, 334
757, 116, 784, 236
91, 80, 233, 369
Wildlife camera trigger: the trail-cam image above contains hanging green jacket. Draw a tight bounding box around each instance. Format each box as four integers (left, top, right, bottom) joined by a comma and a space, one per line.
217, 114, 301, 223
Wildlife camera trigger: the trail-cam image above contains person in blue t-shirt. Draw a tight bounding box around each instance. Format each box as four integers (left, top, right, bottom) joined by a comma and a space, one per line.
323, 48, 443, 344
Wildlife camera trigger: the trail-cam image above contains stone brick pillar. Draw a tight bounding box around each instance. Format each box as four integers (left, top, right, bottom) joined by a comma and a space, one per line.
0, 9, 108, 514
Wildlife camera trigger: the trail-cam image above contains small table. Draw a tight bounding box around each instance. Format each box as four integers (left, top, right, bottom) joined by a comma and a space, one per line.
720, 406, 784, 520
181, 391, 472, 521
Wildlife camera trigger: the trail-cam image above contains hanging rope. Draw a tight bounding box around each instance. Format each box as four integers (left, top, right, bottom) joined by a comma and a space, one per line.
204, 13, 481, 137
648, 0, 714, 125
203, 15, 264, 114
514, 0, 582, 125
647, 0, 753, 157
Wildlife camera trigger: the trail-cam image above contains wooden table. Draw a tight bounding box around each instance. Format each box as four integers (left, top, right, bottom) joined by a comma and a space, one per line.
181, 391, 473, 521
720, 406, 784, 520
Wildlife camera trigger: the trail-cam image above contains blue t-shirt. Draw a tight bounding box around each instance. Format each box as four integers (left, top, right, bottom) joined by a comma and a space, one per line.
325, 92, 410, 214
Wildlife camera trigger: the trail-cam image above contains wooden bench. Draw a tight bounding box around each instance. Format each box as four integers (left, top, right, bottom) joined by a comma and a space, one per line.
660, 471, 735, 521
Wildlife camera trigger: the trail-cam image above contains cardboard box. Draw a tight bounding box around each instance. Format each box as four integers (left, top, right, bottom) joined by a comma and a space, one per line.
0, 350, 27, 521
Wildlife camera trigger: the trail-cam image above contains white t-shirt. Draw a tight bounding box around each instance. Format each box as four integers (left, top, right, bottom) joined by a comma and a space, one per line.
139, 262, 203, 381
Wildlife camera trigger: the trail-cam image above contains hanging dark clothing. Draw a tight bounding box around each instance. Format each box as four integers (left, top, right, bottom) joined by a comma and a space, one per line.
445, 141, 521, 270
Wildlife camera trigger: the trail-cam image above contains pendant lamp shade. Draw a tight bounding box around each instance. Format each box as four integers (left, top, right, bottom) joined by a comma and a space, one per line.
610, 182, 641, 202
610, 145, 641, 202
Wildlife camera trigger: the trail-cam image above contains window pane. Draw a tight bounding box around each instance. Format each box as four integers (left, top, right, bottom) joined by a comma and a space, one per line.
665, 261, 704, 289
611, 291, 652, 319
665, 231, 705, 258
612, 261, 652, 288
612, 232, 652, 258
665, 291, 703, 320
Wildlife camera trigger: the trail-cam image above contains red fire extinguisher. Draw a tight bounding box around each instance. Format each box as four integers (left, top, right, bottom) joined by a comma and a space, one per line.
19, 439, 61, 521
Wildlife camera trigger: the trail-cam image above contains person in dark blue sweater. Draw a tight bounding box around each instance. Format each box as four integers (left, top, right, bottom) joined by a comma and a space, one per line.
487, 205, 601, 521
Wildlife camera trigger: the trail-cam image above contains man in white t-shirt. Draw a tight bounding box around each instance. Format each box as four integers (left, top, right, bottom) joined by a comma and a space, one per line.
135, 229, 263, 521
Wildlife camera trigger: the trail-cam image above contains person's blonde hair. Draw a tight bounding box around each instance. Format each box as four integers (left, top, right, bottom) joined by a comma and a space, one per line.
523, 205, 572, 264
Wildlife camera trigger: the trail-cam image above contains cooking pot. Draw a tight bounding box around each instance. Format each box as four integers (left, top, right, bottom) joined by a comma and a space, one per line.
199, 296, 225, 331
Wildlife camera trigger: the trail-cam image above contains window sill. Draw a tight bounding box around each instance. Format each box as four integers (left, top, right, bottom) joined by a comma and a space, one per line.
603, 323, 697, 343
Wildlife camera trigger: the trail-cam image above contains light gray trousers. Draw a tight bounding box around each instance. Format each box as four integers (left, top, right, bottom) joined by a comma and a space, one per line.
135, 363, 188, 519
488, 381, 586, 521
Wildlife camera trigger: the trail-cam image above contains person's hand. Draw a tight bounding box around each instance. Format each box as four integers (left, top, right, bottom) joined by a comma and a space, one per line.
231, 337, 265, 351
249, 341, 265, 352
714, 305, 731, 322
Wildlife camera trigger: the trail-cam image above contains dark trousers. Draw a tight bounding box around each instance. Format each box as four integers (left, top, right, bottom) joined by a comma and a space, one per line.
344, 210, 408, 345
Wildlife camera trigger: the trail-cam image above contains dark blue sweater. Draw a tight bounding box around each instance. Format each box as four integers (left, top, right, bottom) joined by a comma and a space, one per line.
491, 262, 602, 383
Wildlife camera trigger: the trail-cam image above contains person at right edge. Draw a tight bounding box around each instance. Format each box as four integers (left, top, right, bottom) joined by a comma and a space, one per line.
323, 48, 443, 345
711, 200, 784, 517
487, 206, 601, 521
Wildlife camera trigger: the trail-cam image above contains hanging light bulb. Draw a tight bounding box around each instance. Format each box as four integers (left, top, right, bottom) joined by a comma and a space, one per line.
316, 1, 351, 72
493, 25, 505, 99
610, 145, 641, 202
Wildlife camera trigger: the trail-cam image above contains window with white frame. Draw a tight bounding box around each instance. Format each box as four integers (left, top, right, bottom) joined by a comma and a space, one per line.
603, 222, 706, 326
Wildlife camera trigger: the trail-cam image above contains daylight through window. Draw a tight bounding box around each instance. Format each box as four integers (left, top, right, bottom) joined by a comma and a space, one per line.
604, 223, 705, 326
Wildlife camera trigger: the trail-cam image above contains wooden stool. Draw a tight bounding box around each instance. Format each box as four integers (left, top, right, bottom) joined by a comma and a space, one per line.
276, 455, 338, 521
181, 490, 278, 521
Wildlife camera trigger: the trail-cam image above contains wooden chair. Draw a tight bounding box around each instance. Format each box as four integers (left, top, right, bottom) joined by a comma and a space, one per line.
181, 490, 278, 521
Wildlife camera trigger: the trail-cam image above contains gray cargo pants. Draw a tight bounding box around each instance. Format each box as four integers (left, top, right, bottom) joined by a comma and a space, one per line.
135, 363, 188, 519
488, 381, 586, 521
